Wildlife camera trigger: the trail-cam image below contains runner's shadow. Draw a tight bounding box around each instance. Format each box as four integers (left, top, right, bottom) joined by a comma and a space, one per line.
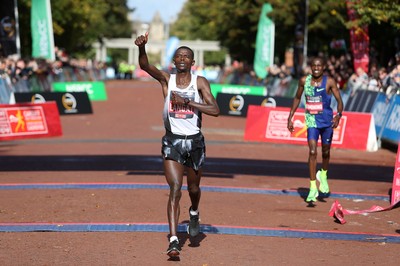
0, 154, 395, 183
167, 256, 180, 262
179, 221, 208, 247
165, 231, 207, 262
177, 231, 207, 248
176, 222, 212, 249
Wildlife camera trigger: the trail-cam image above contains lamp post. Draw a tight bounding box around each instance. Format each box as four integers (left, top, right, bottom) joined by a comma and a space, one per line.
302, 0, 309, 70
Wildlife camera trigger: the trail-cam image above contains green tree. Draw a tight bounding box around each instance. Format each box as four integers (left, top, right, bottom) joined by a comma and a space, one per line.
171, 0, 398, 67
339, 0, 400, 29
333, 0, 400, 66
17, 0, 132, 58
171, 0, 348, 64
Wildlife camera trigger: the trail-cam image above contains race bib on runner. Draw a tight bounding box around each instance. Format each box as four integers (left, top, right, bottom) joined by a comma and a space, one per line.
306, 96, 323, 114
169, 92, 194, 119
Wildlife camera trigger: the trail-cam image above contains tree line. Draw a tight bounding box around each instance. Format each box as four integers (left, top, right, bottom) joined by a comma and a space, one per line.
16, 0, 399, 67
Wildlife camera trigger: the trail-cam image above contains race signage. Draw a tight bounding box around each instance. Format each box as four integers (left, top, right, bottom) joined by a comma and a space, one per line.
210, 84, 267, 99
0, 102, 62, 140
12, 92, 92, 115
244, 105, 377, 151
217, 93, 293, 117
52, 81, 107, 101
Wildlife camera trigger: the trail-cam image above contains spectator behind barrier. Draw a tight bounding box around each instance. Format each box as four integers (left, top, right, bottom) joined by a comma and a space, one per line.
387, 64, 400, 98
0, 54, 109, 101
1, 49, 400, 106
347, 67, 369, 96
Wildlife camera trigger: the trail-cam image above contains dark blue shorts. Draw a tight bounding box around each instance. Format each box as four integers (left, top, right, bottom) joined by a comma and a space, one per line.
307, 127, 333, 145
161, 131, 205, 171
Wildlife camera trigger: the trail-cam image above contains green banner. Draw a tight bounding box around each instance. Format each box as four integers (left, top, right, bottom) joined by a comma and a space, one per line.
211, 84, 267, 98
254, 4, 275, 79
31, 0, 55, 60
52, 81, 108, 101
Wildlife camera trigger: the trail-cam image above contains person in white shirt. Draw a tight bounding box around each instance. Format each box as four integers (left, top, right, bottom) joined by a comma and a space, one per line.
134, 32, 220, 258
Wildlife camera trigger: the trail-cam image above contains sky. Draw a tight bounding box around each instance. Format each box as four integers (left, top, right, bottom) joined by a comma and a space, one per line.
127, 0, 187, 23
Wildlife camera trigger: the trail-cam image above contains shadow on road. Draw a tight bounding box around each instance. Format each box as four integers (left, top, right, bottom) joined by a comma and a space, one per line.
0, 155, 394, 183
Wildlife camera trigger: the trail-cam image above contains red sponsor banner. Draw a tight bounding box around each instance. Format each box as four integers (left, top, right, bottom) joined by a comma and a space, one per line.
392, 143, 400, 204
0, 102, 62, 140
244, 106, 375, 151
346, 0, 369, 73
329, 144, 400, 224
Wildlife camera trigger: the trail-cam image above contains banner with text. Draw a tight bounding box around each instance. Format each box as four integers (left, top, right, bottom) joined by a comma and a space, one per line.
210, 83, 267, 99
12, 91, 93, 115
345, 90, 379, 113
392, 144, 400, 204
0, 102, 62, 141
31, 0, 55, 60
346, 0, 369, 73
52, 81, 107, 101
254, 3, 275, 79
216, 93, 292, 117
371, 94, 400, 145
244, 106, 378, 151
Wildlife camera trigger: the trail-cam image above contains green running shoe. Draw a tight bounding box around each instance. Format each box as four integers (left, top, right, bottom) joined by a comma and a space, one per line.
316, 170, 330, 193
306, 188, 319, 202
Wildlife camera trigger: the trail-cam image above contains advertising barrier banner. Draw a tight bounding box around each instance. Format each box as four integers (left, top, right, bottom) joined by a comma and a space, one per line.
379, 95, 400, 144
392, 144, 400, 204
12, 91, 92, 115
210, 84, 267, 99
372, 94, 400, 144
244, 105, 377, 151
0, 102, 62, 140
52, 81, 107, 101
216, 93, 293, 117
345, 90, 379, 113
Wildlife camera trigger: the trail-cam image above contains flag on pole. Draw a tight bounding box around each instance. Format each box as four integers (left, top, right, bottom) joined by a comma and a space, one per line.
346, 1, 369, 73
31, 0, 55, 60
254, 3, 275, 79
164, 36, 180, 69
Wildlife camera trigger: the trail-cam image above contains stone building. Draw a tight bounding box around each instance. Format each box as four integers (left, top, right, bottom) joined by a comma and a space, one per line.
95, 12, 221, 67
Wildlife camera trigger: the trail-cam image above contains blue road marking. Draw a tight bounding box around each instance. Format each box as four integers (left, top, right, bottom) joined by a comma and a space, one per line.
0, 183, 390, 202
0, 223, 399, 243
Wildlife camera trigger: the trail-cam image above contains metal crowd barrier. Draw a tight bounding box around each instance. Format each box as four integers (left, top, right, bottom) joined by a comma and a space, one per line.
0, 76, 13, 104
0, 67, 107, 104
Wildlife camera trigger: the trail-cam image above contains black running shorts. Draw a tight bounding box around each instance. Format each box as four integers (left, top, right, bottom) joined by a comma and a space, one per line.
161, 131, 206, 171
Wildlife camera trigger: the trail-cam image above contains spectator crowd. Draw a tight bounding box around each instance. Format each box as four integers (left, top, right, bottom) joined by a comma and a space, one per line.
1, 47, 400, 106
0, 48, 107, 103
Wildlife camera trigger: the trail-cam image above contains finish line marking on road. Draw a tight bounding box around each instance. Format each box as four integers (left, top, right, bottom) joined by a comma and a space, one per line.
0, 222, 399, 243
0, 183, 390, 202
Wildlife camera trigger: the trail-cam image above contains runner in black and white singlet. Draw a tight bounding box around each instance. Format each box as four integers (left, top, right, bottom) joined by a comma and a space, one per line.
134, 32, 220, 258
162, 73, 205, 171
164, 73, 202, 135
287, 57, 343, 203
